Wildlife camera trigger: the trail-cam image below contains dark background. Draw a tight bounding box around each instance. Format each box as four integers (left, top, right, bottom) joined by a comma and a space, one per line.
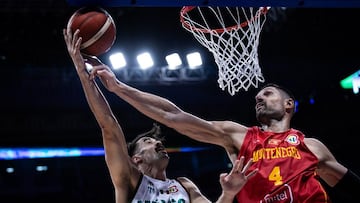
0, 0, 359, 202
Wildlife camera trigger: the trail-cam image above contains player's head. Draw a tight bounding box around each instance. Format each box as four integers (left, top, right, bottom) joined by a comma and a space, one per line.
255, 83, 296, 124
128, 123, 169, 171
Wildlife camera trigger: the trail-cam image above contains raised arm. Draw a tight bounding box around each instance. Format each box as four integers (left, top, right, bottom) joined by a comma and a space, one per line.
63, 28, 140, 202
89, 65, 248, 156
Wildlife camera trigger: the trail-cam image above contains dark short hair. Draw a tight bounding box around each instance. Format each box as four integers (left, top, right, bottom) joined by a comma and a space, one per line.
259, 83, 296, 101
127, 123, 165, 156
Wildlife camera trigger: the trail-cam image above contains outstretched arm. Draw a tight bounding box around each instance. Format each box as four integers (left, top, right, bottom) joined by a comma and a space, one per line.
63, 28, 140, 202
89, 65, 248, 154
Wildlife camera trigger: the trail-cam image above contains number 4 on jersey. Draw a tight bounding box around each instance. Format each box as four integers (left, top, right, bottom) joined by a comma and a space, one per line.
269, 166, 283, 186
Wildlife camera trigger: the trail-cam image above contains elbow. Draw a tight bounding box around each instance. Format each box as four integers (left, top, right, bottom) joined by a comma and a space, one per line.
98, 114, 118, 128
98, 115, 121, 135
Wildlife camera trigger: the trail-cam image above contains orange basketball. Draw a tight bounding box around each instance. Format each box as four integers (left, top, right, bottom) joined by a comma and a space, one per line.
67, 7, 116, 56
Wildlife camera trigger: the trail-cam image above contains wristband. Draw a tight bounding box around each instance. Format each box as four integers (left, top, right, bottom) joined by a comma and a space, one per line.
334, 169, 360, 199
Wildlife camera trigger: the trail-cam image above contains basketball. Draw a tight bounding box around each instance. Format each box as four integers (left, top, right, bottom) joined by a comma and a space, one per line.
67, 7, 116, 56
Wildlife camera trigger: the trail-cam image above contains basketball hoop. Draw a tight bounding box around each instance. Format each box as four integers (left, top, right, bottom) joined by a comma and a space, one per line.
180, 7, 270, 95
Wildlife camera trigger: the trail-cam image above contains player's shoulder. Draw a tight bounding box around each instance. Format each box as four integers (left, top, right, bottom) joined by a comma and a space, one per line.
304, 137, 323, 145
304, 137, 330, 155
176, 176, 190, 181
176, 177, 200, 191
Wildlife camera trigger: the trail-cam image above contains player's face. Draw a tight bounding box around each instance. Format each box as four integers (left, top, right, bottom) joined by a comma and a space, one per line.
255, 87, 286, 123
135, 137, 169, 165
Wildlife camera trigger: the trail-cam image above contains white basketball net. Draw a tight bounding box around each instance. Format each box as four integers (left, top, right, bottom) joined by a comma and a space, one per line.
180, 7, 269, 95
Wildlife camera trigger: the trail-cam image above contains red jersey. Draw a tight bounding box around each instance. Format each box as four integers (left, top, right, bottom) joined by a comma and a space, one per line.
236, 126, 330, 203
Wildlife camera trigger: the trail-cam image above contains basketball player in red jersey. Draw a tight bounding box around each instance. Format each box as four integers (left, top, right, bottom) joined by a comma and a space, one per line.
64, 28, 258, 203
88, 59, 360, 202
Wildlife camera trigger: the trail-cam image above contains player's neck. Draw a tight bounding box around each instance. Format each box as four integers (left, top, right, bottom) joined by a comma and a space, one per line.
260, 120, 290, 133
143, 166, 167, 181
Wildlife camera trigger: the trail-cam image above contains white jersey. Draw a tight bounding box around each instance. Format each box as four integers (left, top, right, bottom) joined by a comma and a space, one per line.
131, 174, 190, 203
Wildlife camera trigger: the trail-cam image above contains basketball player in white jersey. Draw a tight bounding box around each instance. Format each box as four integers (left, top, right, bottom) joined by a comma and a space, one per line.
64, 28, 257, 203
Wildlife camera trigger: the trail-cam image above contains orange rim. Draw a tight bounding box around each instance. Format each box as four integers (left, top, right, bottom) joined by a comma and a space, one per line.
180, 6, 269, 34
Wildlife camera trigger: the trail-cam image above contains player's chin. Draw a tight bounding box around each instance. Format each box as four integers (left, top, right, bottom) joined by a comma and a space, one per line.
255, 112, 263, 120
159, 151, 169, 159
256, 113, 268, 123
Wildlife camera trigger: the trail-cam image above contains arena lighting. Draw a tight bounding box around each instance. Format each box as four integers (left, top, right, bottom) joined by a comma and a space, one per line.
109, 52, 126, 69
353, 77, 360, 94
294, 100, 299, 113
186, 52, 202, 69
340, 69, 360, 94
166, 147, 210, 153
165, 53, 182, 70
0, 147, 210, 160
36, 165, 48, 172
0, 147, 104, 160
136, 52, 154, 70
6, 167, 14, 173
309, 97, 315, 105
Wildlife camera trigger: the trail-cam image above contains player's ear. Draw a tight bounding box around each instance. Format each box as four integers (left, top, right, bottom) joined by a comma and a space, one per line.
132, 155, 143, 165
287, 98, 294, 106
285, 98, 295, 111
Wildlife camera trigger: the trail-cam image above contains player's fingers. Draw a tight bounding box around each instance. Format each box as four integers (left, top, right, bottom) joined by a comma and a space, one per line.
63, 28, 73, 46
228, 160, 240, 175
90, 65, 106, 73
75, 37, 82, 50
241, 158, 254, 174
219, 172, 229, 183
219, 172, 227, 179
66, 27, 72, 37
237, 156, 245, 170
245, 168, 258, 180
230, 156, 245, 175
72, 29, 80, 47
63, 29, 67, 41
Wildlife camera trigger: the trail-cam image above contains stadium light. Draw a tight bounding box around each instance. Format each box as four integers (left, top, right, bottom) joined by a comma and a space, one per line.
136, 52, 154, 70
186, 52, 202, 69
165, 53, 182, 70
340, 69, 360, 94
109, 52, 126, 69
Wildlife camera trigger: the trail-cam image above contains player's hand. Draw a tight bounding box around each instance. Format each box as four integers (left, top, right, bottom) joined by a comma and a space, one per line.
82, 54, 103, 66
63, 28, 86, 72
89, 64, 119, 92
219, 156, 258, 197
